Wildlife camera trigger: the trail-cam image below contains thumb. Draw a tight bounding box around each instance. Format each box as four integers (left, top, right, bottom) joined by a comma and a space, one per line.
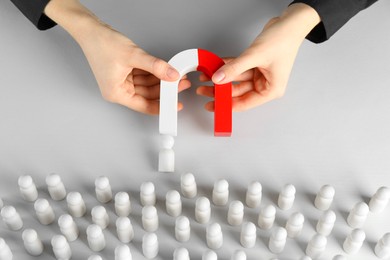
134, 50, 179, 82
212, 53, 258, 84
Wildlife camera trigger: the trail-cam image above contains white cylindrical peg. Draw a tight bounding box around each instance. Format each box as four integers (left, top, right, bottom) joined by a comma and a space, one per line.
142, 206, 159, 232
227, 200, 244, 226
140, 182, 156, 206
316, 210, 336, 236
51, 235, 72, 260
18, 175, 38, 202
46, 173, 67, 201
142, 233, 158, 259
343, 229, 365, 254
95, 176, 112, 203
231, 250, 246, 260
34, 198, 55, 225
314, 185, 335, 211
87, 224, 106, 252
206, 223, 223, 250
240, 222, 256, 248
347, 202, 369, 228
91, 206, 109, 229
159, 135, 175, 172
166, 190, 182, 217
306, 234, 327, 259
212, 179, 229, 206
258, 204, 276, 230
116, 217, 134, 243
158, 147, 175, 172
0, 238, 13, 260
173, 247, 190, 260
58, 214, 79, 242
181, 173, 197, 198
88, 255, 103, 260
22, 229, 43, 256
195, 197, 211, 224
115, 244, 132, 260
269, 227, 287, 254
246, 181, 262, 208
175, 216, 191, 242
1, 205, 23, 231
285, 212, 304, 238
66, 192, 86, 217
369, 187, 390, 213
375, 233, 390, 258
115, 192, 131, 217
278, 184, 296, 210
202, 250, 217, 260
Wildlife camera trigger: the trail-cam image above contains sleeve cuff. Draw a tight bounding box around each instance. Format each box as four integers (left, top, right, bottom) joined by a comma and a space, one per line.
290, 0, 378, 43
11, 0, 57, 30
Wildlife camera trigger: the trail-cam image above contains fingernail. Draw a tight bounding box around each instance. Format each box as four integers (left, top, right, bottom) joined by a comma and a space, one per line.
167, 67, 179, 80
212, 71, 225, 83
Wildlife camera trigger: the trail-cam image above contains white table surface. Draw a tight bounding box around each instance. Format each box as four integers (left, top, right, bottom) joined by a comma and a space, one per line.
1, 0, 390, 259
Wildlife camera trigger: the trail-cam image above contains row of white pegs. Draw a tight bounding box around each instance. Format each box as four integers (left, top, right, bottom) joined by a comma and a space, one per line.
20, 172, 390, 211
1, 216, 390, 260
1, 173, 390, 259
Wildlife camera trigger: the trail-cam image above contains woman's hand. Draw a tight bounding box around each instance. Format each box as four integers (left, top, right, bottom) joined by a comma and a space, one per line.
45, 0, 190, 115
197, 3, 321, 112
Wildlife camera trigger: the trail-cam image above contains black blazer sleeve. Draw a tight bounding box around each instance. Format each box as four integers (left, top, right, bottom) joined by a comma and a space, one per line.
11, 0, 56, 30
290, 0, 379, 43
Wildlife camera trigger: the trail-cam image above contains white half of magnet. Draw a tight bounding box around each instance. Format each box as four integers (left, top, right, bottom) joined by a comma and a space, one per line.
159, 49, 198, 136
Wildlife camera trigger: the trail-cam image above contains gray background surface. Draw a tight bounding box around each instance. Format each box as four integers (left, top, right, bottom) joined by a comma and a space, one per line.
0, 0, 390, 259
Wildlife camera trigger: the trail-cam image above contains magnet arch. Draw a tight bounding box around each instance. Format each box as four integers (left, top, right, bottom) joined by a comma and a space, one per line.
159, 49, 232, 137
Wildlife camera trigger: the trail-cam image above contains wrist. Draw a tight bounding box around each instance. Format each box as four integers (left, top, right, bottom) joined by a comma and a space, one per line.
278, 3, 321, 41
44, 0, 102, 45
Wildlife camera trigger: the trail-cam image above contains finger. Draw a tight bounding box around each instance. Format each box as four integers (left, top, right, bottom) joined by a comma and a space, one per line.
133, 74, 160, 86
199, 73, 211, 82
178, 79, 191, 93
202, 91, 273, 113
221, 57, 235, 63
232, 82, 255, 97
135, 79, 191, 100
204, 101, 214, 112
201, 69, 255, 83
212, 52, 262, 84
132, 69, 150, 76
178, 102, 184, 111
133, 49, 179, 81
134, 84, 160, 100
133, 73, 188, 86
199, 58, 235, 82
196, 86, 214, 98
118, 93, 160, 115
231, 91, 275, 112
197, 81, 255, 99
106, 80, 158, 115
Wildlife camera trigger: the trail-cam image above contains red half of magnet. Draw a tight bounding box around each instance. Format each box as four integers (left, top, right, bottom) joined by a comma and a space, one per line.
197, 49, 232, 137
